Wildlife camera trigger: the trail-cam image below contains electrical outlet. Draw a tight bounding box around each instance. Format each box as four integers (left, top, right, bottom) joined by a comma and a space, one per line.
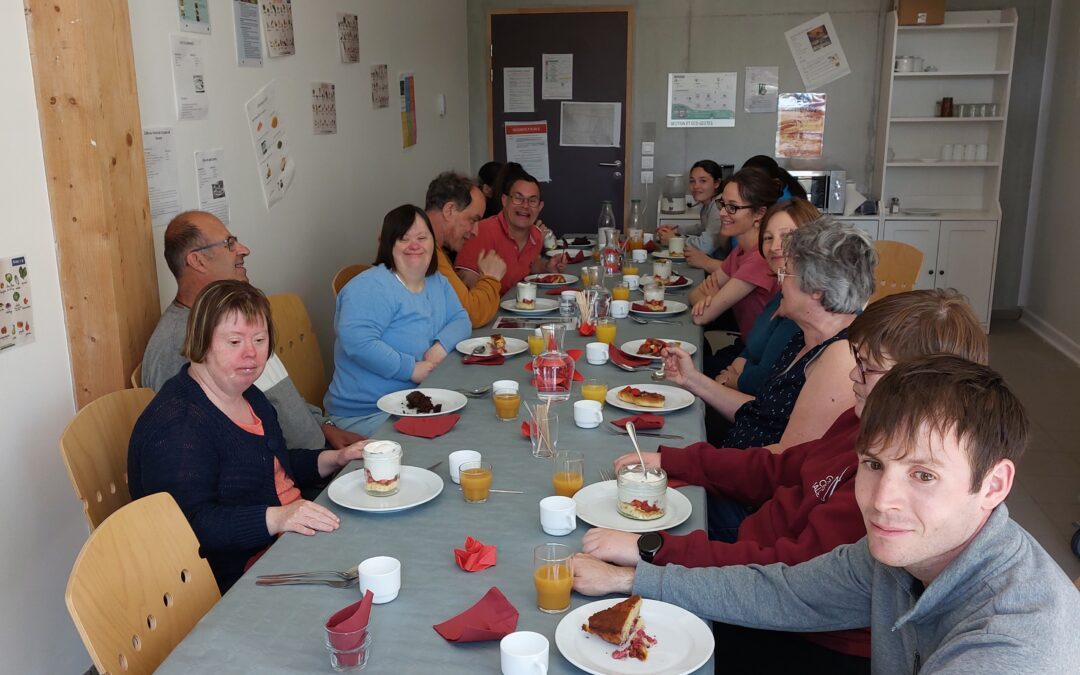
641, 141, 655, 155
641, 155, 654, 170
641, 170, 654, 184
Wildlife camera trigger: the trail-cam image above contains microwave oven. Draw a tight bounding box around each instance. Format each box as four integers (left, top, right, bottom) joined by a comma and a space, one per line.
789, 170, 846, 214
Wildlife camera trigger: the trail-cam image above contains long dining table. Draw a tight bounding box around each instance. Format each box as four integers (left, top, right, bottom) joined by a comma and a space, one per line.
157, 253, 715, 674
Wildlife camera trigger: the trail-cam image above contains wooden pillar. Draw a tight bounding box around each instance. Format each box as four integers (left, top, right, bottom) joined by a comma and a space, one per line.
23, 0, 159, 408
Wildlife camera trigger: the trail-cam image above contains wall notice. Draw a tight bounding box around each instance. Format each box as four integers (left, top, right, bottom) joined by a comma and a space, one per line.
666, 72, 737, 128
785, 13, 851, 90
143, 127, 182, 227
195, 148, 230, 223
261, 0, 295, 57
338, 13, 359, 63
776, 93, 826, 158
312, 82, 337, 134
371, 64, 389, 108
171, 34, 209, 121
744, 66, 779, 113
245, 81, 295, 208
503, 67, 534, 113
0, 256, 34, 353
559, 102, 621, 147
541, 54, 573, 100
233, 0, 262, 68
178, 0, 210, 34
505, 122, 550, 183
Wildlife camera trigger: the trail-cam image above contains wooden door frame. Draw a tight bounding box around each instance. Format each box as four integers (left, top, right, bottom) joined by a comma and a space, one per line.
486, 6, 634, 222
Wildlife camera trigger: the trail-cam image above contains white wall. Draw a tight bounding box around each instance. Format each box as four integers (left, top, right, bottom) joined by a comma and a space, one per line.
129, 0, 472, 367
0, 3, 87, 673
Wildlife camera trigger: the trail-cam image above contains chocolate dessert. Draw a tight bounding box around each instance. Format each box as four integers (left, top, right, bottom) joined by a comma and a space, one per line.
405, 390, 442, 414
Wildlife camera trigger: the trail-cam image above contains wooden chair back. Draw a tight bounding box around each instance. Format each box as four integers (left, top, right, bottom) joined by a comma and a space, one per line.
868, 240, 924, 305
66, 492, 220, 675
60, 388, 155, 530
130, 361, 143, 388
267, 293, 328, 409
331, 263, 370, 295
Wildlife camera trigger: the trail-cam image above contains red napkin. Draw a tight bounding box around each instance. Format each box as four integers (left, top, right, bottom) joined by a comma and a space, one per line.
645, 240, 658, 253
394, 414, 460, 438
454, 536, 497, 572
612, 413, 666, 430
670, 275, 690, 286
520, 421, 531, 438
433, 587, 519, 643
326, 590, 374, 665
546, 287, 574, 296
524, 348, 584, 382
565, 250, 586, 263
462, 353, 505, 366
609, 344, 652, 368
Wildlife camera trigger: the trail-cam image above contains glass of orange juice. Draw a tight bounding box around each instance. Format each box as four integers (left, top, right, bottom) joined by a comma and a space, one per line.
492, 381, 522, 421
459, 461, 493, 503
622, 264, 639, 276
552, 451, 584, 497
534, 543, 574, 613
581, 378, 608, 404
611, 282, 630, 302
528, 328, 545, 356
595, 317, 617, 345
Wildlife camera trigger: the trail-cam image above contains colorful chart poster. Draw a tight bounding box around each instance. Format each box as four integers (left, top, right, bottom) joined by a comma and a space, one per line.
504, 122, 550, 182
785, 13, 851, 90
0, 255, 34, 353
232, 0, 262, 68
178, 0, 210, 34
666, 72, 737, 128
143, 127, 181, 227
245, 81, 295, 207
776, 93, 826, 158
400, 73, 417, 148
338, 13, 359, 63
370, 64, 389, 108
260, 0, 295, 57
312, 82, 337, 134
744, 66, 779, 113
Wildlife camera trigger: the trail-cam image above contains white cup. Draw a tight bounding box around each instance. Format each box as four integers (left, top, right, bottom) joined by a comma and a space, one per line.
493, 379, 519, 395
358, 556, 401, 604
668, 236, 685, 256
623, 274, 640, 291
449, 449, 482, 484
573, 399, 604, 429
539, 496, 577, 536
610, 300, 630, 319
941, 144, 954, 161
976, 143, 988, 161
500, 631, 549, 675
585, 342, 609, 365
631, 248, 647, 263
963, 143, 977, 162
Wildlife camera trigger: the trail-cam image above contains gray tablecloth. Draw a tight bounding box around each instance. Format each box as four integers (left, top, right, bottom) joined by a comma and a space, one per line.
157, 260, 714, 674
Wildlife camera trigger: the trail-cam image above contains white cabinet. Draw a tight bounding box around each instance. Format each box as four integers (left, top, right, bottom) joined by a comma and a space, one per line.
838, 219, 879, 241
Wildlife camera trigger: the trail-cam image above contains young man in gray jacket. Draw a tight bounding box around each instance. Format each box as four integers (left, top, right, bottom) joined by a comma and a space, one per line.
574, 355, 1080, 673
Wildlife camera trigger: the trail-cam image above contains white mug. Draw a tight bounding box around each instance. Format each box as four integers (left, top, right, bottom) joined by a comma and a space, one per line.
623, 274, 640, 291
642, 232, 654, 244
358, 556, 401, 604
500, 631, 549, 675
631, 248, 647, 263
449, 449, 482, 484
573, 399, 604, 429
976, 143, 988, 161
941, 144, 954, 161
610, 300, 630, 319
584, 342, 609, 365
668, 236, 685, 255
539, 496, 577, 536
963, 143, 977, 162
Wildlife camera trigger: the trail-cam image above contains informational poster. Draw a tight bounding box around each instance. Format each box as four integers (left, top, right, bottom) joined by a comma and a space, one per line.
370, 64, 389, 108
178, 0, 210, 34
785, 13, 851, 89
399, 73, 417, 148
744, 66, 779, 113
261, 0, 295, 57
504, 122, 551, 183
195, 148, 230, 223
170, 34, 209, 121
560, 102, 621, 147
541, 54, 573, 100
312, 82, 337, 134
666, 72, 737, 128
232, 0, 262, 68
142, 127, 181, 227
503, 67, 534, 113
245, 81, 295, 208
776, 93, 826, 158
0, 255, 34, 353
338, 13, 359, 63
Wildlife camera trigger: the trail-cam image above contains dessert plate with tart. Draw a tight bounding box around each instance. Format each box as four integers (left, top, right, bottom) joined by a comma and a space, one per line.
500, 298, 559, 315
523, 272, 579, 287
573, 480, 692, 533
560, 236, 596, 249
619, 338, 698, 361
638, 274, 692, 289
455, 335, 529, 357
376, 388, 467, 417
606, 384, 694, 414
650, 249, 686, 260
327, 466, 444, 513
556, 596, 714, 675
628, 301, 688, 318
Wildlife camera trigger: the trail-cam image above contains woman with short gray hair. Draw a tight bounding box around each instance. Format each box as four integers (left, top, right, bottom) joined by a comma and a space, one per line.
665, 217, 877, 452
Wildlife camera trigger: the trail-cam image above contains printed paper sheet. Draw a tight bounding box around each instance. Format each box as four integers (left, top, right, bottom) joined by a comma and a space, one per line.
338, 13, 359, 63
232, 0, 263, 67
559, 102, 621, 148
312, 82, 337, 134
0, 255, 34, 353
143, 127, 182, 227
776, 93, 826, 158
666, 72, 737, 128
785, 13, 851, 89
245, 81, 295, 208
178, 0, 210, 34
195, 149, 230, 223
261, 0, 295, 57
744, 66, 779, 113
503, 67, 534, 113
541, 54, 573, 100
371, 64, 389, 108
171, 34, 209, 121
504, 122, 551, 183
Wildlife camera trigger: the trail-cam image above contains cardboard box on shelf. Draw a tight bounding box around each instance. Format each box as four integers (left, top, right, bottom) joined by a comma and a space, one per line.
896, 0, 945, 25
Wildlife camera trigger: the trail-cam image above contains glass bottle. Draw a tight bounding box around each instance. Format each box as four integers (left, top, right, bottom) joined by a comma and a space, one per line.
626, 199, 644, 250
533, 324, 575, 403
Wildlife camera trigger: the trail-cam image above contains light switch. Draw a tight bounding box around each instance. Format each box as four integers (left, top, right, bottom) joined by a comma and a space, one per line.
641, 141, 655, 155
641, 170, 654, 184
641, 155, 654, 170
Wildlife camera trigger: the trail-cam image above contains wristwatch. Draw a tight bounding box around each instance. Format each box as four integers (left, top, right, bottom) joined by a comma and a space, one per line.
637, 532, 663, 564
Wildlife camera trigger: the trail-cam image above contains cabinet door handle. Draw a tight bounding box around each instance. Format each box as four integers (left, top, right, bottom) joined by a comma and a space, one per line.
938, 270, 945, 275
928, 270, 935, 275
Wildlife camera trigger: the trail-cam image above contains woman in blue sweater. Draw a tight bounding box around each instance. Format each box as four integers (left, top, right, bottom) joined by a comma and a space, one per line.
325, 205, 471, 436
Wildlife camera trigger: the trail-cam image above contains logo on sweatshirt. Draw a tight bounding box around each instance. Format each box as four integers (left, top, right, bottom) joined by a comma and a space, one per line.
811, 467, 849, 502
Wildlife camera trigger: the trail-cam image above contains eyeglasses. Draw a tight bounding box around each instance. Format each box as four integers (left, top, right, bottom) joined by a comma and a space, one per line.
190, 236, 239, 254
509, 192, 541, 207
853, 350, 891, 384
776, 268, 799, 285
715, 199, 756, 215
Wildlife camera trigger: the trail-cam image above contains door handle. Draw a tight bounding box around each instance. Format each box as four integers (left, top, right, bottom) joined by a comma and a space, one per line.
598, 160, 623, 168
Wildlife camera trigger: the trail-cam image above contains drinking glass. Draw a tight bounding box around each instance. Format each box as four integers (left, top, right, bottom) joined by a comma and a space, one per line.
459, 461, 493, 503
595, 317, 617, 345
492, 382, 522, 421
552, 451, 584, 497
533, 544, 573, 614
529, 406, 559, 459
611, 282, 630, 302
581, 378, 608, 404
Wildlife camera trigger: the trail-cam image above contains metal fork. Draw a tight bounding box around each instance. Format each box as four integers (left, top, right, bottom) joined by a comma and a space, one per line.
256, 577, 358, 588
257, 564, 359, 582
611, 360, 659, 373
597, 467, 613, 482
629, 315, 682, 326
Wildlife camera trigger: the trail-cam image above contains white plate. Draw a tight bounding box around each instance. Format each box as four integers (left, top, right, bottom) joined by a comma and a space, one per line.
523, 273, 580, 287
628, 301, 688, 317
327, 466, 444, 513
619, 339, 698, 361
546, 248, 594, 259
375, 388, 467, 417
455, 336, 529, 357
556, 598, 714, 675
605, 384, 695, 414
900, 207, 941, 216
651, 250, 687, 260
573, 480, 692, 533
638, 275, 692, 289
500, 298, 560, 315
559, 238, 596, 249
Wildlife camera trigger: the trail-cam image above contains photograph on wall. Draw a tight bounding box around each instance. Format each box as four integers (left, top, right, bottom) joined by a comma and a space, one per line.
195, 148, 230, 223
666, 72, 737, 128
0, 255, 34, 353
560, 102, 621, 147
143, 127, 182, 227
245, 81, 295, 208
312, 82, 337, 135
232, 0, 263, 67
744, 66, 779, 113
776, 92, 826, 158
784, 13, 851, 89
338, 13, 359, 63
170, 34, 209, 121
503, 67, 534, 113
504, 122, 550, 182
178, 0, 210, 34
400, 73, 418, 148
541, 54, 573, 100
371, 64, 389, 108
260, 0, 295, 57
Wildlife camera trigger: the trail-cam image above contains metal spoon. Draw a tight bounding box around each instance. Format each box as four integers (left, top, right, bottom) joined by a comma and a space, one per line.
456, 384, 492, 398
625, 422, 648, 470
651, 365, 666, 381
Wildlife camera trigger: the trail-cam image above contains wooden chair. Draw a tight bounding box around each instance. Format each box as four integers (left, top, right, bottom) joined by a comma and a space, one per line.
868, 240, 924, 305
267, 293, 328, 409
331, 263, 370, 295
66, 492, 220, 675
130, 361, 143, 388
60, 388, 155, 530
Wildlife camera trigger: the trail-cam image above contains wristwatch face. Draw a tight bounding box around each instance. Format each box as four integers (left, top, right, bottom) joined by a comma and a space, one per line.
638, 532, 662, 561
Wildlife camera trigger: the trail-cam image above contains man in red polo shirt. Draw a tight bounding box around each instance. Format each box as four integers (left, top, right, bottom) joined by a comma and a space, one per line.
455, 170, 566, 295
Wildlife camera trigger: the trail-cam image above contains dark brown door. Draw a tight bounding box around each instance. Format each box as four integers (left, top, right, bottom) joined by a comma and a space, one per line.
488, 8, 632, 236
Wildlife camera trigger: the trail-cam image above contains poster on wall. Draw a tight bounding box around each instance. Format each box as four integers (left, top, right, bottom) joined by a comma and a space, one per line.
371, 64, 390, 108
232, 0, 262, 67
338, 13, 360, 63
504, 122, 550, 182
503, 67, 534, 113
776, 93, 826, 158
0, 255, 34, 354
400, 73, 418, 148
195, 148, 230, 223
143, 127, 182, 227
744, 66, 779, 113
784, 13, 851, 90
245, 81, 295, 208
178, 0, 210, 34
170, 34, 209, 121
666, 72, 736, 128
559, 102, 621, 147
260, 0, 295, 57
541, 54, 573, 100
312, 82, 337, 135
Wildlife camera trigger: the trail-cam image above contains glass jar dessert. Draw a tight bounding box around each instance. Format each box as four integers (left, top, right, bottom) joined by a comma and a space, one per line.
363, 440, 402, 497
616, 464, 667, 520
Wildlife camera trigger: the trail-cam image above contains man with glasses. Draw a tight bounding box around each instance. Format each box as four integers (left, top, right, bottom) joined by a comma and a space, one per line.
455, 168, 566, 295
142, 211, 363, 450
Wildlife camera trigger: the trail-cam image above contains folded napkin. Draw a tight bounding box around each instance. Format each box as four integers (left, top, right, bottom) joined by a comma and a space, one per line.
545, 287, 574, 296
612, 413, 665, 430
454, 536, 497, 572
462, 353, 505, 366
644, 240, 658, 253
669, 274, 690, 286
525, 348, 584, 382
326, 590, 374, 665
520, 421, 531, 438
609, 344, 652, 368
433, 587, 519, 643
394, 413, 460, 438
565, 250, 586, 263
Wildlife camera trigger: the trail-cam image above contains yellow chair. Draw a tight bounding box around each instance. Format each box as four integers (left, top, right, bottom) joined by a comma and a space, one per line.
267, 293, 328, 409
331, 263, 370, 296
60, 388, 155, 530
130, 361, 143, 388
66, 492, 220, 675
868, 240, 924, 305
